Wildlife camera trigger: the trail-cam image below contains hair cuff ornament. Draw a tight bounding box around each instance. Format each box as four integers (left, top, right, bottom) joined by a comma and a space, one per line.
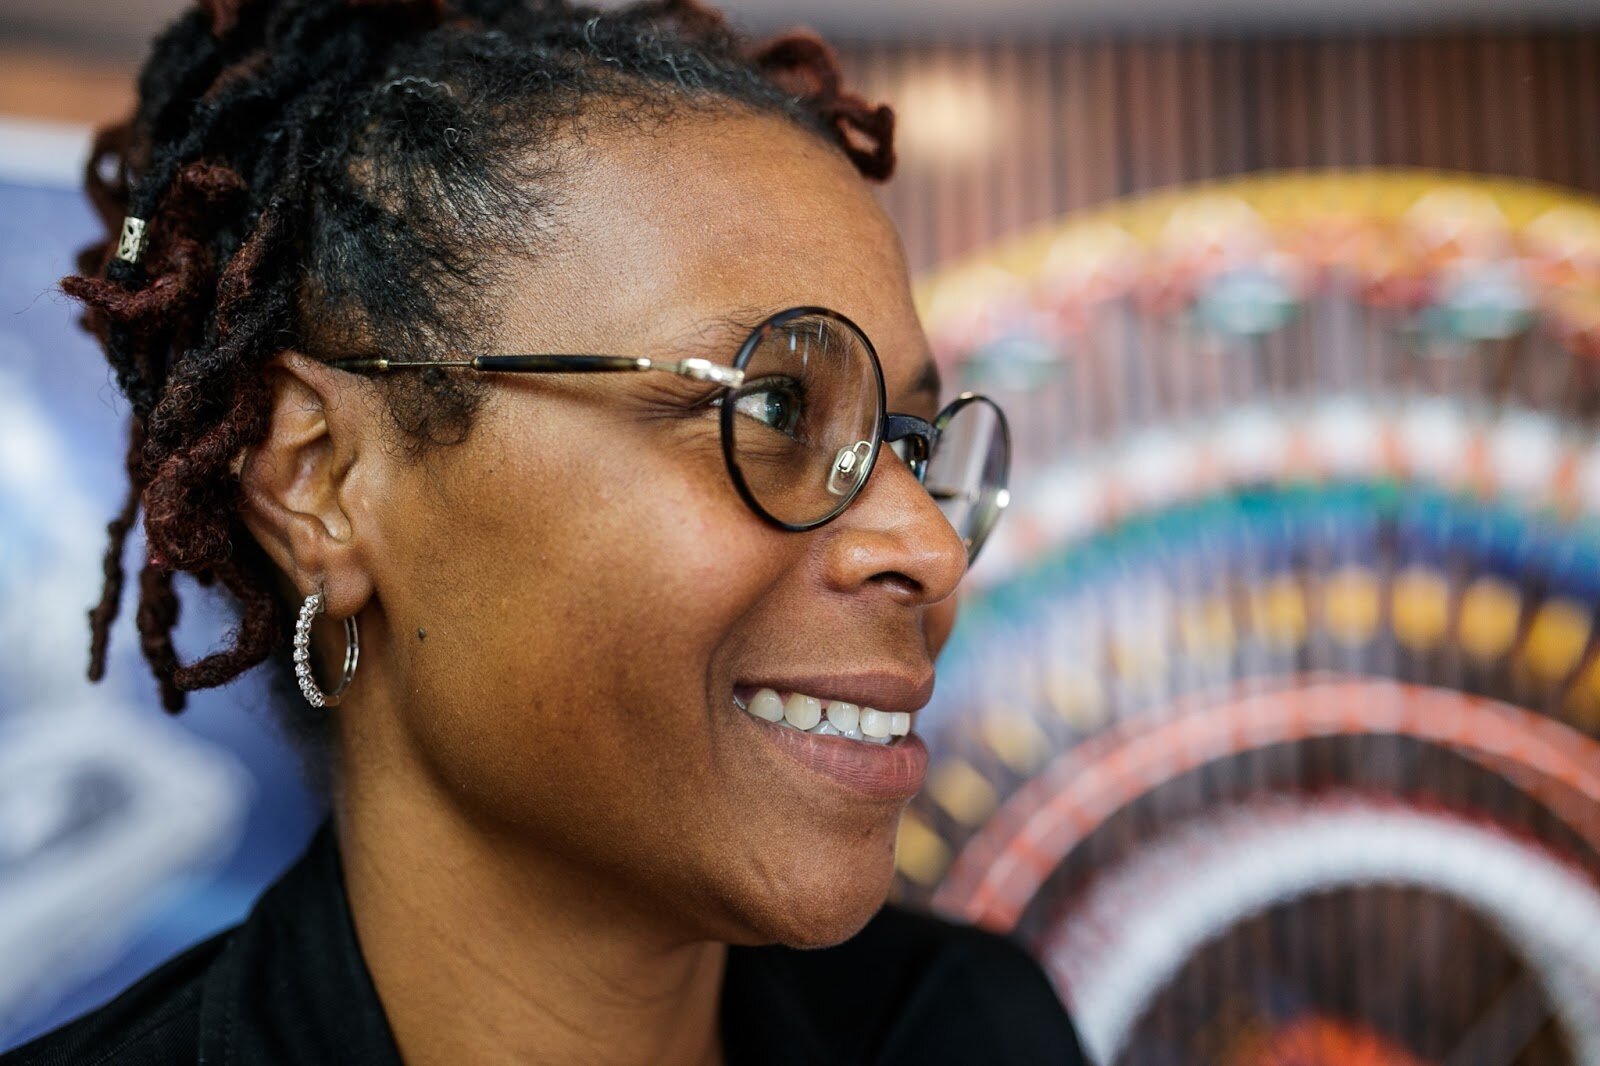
115, 217, 149, 265
294, 588, 359, 708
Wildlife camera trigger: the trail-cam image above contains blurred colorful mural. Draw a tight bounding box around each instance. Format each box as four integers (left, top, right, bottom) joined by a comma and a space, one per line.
897, 173, 1600, 1064
0, 121, 321, 1050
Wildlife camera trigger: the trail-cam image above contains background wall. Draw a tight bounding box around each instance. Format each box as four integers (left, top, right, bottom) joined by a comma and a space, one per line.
837, 32, 1600, 272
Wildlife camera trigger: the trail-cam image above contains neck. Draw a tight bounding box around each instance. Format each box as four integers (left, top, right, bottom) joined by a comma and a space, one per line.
335, 776, 726, 1066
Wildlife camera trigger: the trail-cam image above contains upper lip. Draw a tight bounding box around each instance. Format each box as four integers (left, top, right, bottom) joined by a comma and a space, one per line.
735, 670, 936, 715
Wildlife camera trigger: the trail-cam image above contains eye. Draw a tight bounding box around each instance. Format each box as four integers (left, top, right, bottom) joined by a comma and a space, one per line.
731, 376, 804, 437
887, 438, 911, 462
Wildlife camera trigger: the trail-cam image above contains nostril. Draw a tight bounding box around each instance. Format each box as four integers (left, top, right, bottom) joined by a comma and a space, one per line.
870, 571, 923, 601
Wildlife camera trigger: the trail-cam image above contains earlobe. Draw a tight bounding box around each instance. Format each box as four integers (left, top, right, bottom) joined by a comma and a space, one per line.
237, 352, 373, 618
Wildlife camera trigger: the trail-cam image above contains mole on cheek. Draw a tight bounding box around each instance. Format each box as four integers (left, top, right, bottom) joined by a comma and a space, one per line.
418, 628, 428, 641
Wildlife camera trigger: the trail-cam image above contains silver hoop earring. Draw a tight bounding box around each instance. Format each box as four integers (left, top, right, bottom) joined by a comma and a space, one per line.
294, 588, 358, 708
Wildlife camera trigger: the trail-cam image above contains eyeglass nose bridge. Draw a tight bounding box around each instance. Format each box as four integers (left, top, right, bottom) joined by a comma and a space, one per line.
883, 413, 936, 481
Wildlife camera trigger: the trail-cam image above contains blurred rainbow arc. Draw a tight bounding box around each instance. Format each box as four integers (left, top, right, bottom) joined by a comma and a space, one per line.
898, 170, 1600, 1065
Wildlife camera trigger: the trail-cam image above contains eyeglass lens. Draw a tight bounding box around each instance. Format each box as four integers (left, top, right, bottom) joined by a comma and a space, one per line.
926, 397, 1010, 558
725, 312, 882, 529
723, 311, 1010, 558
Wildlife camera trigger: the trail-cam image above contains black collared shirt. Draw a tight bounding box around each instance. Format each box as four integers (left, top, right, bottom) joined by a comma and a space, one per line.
2, 825, 1088, 1065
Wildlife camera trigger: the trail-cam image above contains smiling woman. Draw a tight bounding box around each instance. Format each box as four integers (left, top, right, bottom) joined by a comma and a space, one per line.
0, 1, 1084, 1064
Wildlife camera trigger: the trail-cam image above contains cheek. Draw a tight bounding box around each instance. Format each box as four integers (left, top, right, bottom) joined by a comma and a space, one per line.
371, 406, 780, 854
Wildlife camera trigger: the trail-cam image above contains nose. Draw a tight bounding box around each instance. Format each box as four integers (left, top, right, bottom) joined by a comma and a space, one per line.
815, 444, 969, 610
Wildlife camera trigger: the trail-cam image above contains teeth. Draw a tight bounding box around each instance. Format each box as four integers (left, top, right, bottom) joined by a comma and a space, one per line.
738, 689, 912, 746
783, 692, 822, 730
825, 701, 860, 733
860, 707, 891, 739
748, 688, 785, 722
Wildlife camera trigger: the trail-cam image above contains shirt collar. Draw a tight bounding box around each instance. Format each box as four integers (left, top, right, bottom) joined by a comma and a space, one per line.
197, 821, 404, 1066
191, 820, 838, 1066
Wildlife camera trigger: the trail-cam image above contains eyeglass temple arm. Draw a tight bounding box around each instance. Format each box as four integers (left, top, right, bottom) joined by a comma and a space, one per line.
883, 414, 936, 455
882, 413, 937, 481
328, 354, 745, 387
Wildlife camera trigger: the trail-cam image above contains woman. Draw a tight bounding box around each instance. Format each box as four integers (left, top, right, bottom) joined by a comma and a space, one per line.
5, 0, 1087, 1062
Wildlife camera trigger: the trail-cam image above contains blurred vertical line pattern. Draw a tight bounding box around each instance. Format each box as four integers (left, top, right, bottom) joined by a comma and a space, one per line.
826, 30, 1600, 274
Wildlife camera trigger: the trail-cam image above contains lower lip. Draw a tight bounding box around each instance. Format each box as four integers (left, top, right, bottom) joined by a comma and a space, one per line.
735, 705, 929, 801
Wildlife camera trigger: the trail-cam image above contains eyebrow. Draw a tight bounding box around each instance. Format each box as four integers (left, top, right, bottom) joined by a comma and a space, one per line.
675, 309, 771, 354
906, 357, 942, 402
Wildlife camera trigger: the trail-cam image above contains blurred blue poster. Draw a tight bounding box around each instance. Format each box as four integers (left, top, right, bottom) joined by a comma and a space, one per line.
0, 118, 322, 1051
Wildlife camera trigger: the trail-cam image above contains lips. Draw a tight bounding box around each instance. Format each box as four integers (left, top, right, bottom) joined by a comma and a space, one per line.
729, 671, 934, 801
742, 713, 929, 800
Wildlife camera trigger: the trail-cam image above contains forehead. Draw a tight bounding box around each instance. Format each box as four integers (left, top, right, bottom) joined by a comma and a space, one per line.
495, 108, 928, 382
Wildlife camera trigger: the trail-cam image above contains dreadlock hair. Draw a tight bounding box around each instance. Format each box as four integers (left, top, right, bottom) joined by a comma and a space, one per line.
64, 0, 896, 732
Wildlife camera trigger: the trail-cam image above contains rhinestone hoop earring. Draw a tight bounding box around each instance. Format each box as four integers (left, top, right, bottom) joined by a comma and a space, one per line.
294, 588, 359, 708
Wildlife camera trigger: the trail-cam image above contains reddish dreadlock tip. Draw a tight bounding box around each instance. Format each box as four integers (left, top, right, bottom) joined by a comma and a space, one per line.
175, 161, 249, 206
745, 27, 895, 183
840, 103, 896, 182
198, 0, 247, 36
748, 30, 841, 100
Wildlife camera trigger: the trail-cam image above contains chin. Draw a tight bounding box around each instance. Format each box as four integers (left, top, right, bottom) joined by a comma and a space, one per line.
724, 822, 900, 949
760, 884, 891, 950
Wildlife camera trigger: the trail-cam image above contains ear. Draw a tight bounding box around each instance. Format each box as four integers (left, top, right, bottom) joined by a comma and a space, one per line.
236, 351, 376, 620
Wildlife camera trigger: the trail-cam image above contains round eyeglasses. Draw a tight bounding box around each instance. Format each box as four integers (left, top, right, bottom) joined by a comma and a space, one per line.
329, 306, 1012, 561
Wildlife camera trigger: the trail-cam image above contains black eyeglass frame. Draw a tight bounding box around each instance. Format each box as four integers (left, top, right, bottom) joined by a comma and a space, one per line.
327, 305, 1012, 559
880, 395, 1013, 553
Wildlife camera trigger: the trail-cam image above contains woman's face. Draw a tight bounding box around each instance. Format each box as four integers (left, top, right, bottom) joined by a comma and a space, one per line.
338, 107, 968, 947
